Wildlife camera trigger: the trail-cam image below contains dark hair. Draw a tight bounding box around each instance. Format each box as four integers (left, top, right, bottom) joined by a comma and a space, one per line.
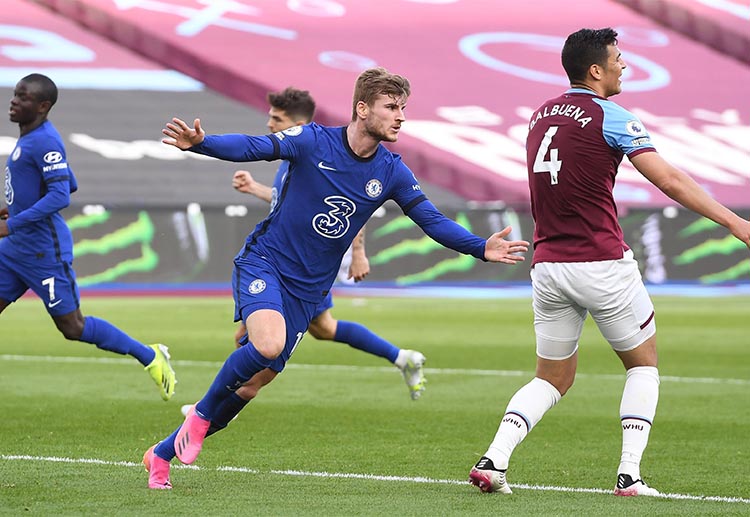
266, 87, 316, 123
561, 28, 618, 84
20, 73, 58, 107
351, 67, 410, 121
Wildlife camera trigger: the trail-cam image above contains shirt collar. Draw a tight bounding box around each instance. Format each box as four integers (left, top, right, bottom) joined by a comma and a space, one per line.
566, 87, 597, 96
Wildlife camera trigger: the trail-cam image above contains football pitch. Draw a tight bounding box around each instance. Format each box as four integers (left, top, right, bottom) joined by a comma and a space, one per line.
1, 294, 748, 515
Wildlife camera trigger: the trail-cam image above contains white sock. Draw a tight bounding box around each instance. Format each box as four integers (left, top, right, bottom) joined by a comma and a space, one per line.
394, 349, 408, 369
618, 366, 659, 479
485, 377, 561, 470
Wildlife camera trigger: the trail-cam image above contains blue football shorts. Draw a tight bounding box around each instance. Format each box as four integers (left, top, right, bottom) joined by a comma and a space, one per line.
0, 247, 80, 317
313, 291, 334, 319
232, 253, 318, 373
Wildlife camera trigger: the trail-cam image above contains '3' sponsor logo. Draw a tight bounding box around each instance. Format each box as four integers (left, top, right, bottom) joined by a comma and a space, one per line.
312, 196, 355, 239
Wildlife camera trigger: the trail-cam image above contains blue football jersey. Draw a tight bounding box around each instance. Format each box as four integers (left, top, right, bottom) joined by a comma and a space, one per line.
193, 123, 484, 302
267, 158, 358, 283
269, 160, 289, 215
3, 120, 77, 260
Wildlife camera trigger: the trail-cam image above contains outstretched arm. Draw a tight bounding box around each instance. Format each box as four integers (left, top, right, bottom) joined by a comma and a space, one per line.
163, 118, 281, 162
631, 152, 750, 247
233, 170, 273, 203
407, 199, 528, 264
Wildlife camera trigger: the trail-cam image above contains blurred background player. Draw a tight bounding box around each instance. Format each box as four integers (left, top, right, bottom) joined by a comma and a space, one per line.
145, 67, 528, 489
0, 73, 176, 401
468, 28, 750, 496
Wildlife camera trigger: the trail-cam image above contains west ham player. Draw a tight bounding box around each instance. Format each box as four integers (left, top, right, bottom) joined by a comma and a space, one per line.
0, 74, 176, 401
143, 67, 530, 489
469, 28, 750, 496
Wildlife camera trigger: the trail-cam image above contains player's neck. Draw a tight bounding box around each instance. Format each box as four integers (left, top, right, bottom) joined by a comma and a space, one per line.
570, 82, 602, 96
345, 123, 378, 159
19, 117, 47, 137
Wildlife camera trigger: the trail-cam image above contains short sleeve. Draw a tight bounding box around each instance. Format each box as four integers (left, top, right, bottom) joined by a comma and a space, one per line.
596, 98, 656, 157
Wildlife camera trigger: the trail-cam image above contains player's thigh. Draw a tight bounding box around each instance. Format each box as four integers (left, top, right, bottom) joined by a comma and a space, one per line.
585, 251, 656, 352
259, 295, 317, 373
233, 255, 316, 368
531, 264, 587, 360
236, 271, 287, 357
272, 293, 317, 370
232, 254, 284, 326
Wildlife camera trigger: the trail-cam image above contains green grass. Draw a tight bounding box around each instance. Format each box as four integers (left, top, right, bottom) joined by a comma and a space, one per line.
1, 295, 749, 515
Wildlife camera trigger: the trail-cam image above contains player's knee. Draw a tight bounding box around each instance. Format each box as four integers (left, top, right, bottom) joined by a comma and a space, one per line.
616, 334, 658, 370
536, 357, 577, 396
538, 374, 574, 396
308, 319, 336, 341
308, 324, 334, 340
236, 383, 260, 401
55, 312, 85, 340
251, 337, 284, 360
58, 322, 83, 341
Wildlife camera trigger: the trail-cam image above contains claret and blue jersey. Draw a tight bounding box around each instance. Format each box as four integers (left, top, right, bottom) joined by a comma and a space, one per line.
191, 123, 486, 302
527, 88, 656, 265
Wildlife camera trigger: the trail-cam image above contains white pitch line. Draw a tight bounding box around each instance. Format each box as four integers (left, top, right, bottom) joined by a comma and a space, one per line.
1, 354, 749, 386
1, 454, 748, 504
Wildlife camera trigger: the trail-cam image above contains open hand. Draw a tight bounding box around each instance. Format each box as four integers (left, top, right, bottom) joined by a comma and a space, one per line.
484, 226, 529, 264
162, 117, 205, 150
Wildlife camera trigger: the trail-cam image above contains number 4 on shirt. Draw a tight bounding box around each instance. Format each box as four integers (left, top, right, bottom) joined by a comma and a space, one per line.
533, 126, 562, 185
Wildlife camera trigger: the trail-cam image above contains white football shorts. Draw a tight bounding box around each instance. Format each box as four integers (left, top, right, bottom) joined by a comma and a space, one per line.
530, 249, 656, 360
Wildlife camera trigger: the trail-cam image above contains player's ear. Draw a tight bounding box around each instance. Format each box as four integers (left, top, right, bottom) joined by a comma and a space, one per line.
589, 63, 603, 81
38, 100, 52, 115
355, 100, 369, 120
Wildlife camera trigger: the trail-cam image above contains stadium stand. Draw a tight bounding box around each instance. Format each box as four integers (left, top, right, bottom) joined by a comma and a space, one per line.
614, 0, 750, 67
25, 0, 750, 210
2, 0, 465, 208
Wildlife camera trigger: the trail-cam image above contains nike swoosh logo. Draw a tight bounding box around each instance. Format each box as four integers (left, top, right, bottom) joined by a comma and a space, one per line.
317, 161, 337, 171
48, 299, 62, 308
